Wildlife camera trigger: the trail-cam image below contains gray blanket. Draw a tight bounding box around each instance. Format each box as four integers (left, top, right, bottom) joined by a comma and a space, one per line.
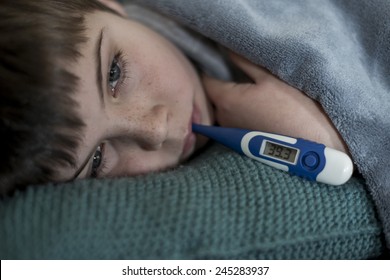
127, 0, 390, 250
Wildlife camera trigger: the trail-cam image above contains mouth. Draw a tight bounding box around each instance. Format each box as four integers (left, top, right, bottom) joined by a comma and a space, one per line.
181, 104, 201, 159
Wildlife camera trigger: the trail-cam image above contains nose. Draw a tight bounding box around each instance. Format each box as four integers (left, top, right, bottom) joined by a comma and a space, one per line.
130, 104, 169, 151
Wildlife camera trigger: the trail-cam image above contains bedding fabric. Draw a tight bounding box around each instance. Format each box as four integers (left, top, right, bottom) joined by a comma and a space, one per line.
0, 145, 384, 259
130, 0, 390, 251
0, 0, 388, 259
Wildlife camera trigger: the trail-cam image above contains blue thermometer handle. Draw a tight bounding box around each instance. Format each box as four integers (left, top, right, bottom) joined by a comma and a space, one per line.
193, 124, 353, 185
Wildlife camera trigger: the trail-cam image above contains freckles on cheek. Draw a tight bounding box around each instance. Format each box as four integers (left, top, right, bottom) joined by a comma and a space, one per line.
135, 66, 160, 97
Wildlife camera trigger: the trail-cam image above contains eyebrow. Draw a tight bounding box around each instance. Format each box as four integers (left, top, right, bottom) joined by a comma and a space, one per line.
71, 27, 105, 180
96, 27, 105, 108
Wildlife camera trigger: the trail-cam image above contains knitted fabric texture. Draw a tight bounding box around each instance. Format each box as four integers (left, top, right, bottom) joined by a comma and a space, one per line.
0, 145, 384, 259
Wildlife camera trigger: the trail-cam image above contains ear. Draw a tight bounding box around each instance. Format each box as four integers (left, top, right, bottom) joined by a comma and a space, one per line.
97, 0, 127, 17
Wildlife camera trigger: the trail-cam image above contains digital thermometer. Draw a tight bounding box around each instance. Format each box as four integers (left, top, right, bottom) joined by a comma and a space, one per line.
192, 124, 353, 185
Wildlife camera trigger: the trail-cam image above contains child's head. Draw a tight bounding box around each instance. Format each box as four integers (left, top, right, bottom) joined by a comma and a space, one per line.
0, 0, 213, 195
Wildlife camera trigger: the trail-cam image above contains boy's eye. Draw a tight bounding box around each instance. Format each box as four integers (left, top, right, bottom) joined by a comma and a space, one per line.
91, 143, 105, 178
109, 59, 121, 91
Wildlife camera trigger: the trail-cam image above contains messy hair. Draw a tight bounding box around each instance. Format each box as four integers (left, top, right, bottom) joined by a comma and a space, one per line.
0, 0, 117, 195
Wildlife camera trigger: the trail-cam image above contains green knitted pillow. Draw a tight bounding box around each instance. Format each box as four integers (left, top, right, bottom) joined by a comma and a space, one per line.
0, 144, 385, 259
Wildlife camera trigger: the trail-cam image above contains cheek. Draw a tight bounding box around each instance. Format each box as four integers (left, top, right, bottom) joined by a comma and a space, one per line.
139, 55, 196, 109
112, 150, 179, 176
140, 39, 196, 89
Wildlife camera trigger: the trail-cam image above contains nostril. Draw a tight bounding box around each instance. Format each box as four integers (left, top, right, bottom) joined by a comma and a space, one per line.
139, 105, 168, 150
141, 125, 167, 150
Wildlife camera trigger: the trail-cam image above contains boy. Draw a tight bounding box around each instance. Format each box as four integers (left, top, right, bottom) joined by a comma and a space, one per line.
0, 0, 348, 195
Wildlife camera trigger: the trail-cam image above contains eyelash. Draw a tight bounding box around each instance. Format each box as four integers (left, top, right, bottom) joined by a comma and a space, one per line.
91, 143, 109, 178
108, 49, 130, 97
90, 51, 130, 178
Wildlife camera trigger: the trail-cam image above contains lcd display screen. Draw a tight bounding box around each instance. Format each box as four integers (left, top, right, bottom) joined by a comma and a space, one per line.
262, 141, 298, 164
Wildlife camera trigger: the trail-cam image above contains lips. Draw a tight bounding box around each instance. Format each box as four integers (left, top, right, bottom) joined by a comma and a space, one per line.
182, 128, 196, 159
181, 104, 201, 159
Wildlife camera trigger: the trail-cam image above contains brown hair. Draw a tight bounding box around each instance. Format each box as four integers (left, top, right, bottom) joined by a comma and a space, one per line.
0, 0, 117, 195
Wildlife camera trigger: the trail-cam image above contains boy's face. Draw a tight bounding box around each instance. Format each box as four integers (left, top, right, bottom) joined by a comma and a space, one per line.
61, 10, 213, 180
